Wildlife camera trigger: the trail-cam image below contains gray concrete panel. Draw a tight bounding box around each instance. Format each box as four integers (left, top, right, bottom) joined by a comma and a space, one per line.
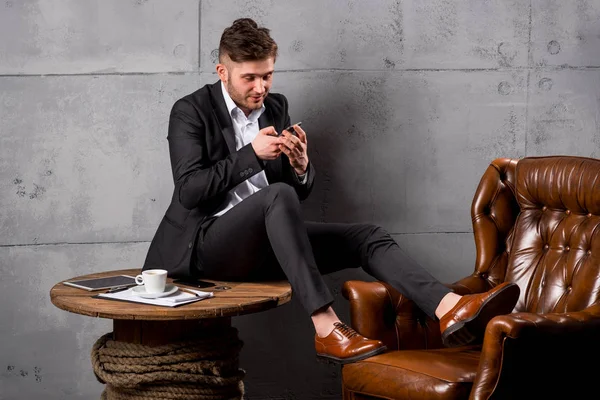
0, 0, 199, 75
531, 0, 600, 67
272, 70, 526, 232
0, 74, 214, 246
0, 243, 148, 399
200, 0, 530, 71
527, 70, 600, 157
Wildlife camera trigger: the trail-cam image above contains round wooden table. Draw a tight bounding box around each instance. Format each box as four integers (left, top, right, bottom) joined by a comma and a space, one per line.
50, 268, 292, 399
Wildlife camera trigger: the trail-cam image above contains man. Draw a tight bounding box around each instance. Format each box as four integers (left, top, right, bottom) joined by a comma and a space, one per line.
143, 18, 519, 364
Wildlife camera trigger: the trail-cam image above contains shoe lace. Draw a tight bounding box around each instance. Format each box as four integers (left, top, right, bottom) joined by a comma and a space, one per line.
334, 322, 358, 339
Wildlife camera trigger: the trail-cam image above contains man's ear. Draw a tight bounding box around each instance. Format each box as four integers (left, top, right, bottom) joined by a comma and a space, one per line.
216, 63, 228, 83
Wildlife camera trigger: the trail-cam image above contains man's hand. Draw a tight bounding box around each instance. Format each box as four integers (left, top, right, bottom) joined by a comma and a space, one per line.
279, 124, 309, 174
252, 126, 283, 160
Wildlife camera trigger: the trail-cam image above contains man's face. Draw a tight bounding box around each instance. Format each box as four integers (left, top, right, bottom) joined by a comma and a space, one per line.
217, 56, 275, 115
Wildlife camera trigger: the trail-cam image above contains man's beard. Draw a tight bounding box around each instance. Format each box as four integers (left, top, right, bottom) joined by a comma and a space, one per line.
227, 82, 266, 111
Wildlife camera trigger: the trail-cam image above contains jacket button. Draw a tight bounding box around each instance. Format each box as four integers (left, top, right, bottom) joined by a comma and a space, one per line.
248, 168, 253, 173
239, 172, 244, 177
188, 242, 193, 249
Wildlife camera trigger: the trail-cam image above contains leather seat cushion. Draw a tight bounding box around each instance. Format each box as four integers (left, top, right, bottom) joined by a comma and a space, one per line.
343, 347, 481, 400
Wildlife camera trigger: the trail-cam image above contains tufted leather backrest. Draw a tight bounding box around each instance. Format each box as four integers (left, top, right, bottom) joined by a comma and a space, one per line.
474, 156, 600, 315
506, 156, 600, 314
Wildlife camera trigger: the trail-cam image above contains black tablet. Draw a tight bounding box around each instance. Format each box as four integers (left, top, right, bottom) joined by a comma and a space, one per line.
63, 275, 137, 291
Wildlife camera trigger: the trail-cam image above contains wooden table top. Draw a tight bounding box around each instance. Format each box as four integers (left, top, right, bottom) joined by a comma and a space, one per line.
50, 269, 292, 321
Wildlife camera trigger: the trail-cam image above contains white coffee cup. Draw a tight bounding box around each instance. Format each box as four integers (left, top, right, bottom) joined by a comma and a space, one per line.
135, 269, 168, 293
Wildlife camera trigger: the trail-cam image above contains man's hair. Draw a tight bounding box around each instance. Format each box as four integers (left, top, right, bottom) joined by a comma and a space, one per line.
218, 18, 278, 63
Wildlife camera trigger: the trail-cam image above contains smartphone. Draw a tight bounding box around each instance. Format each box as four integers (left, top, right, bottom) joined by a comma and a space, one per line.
172, 278, 216, 289
281, 121, 302, 136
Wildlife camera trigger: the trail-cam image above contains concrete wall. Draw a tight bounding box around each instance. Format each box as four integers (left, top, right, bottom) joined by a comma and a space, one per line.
1, 0, 599, 398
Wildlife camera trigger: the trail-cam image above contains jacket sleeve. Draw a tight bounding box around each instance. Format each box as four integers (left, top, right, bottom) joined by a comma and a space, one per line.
282, 159, 315, 201
167, 98, 264, 210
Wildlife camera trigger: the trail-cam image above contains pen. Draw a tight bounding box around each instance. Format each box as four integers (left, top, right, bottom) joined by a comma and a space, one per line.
179, 288, 199, 297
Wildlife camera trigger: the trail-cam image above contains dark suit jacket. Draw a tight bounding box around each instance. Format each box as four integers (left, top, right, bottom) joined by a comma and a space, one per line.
143, 81, 315, 278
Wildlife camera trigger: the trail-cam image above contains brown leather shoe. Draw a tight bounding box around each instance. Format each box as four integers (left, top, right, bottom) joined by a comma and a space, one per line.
440, 282, 520, 347
315, 322, 387, 364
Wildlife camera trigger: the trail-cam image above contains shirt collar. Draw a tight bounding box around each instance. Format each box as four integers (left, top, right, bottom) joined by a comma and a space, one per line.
220, 81, 265, 123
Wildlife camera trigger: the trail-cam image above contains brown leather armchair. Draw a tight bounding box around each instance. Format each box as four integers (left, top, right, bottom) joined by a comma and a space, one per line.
342, 156, 600, 400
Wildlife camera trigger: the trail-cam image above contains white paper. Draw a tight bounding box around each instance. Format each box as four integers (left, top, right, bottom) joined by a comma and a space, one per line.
97, 287, 213, 307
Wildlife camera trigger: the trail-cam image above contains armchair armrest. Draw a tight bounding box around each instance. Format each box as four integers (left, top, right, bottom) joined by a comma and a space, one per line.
343, 275, 498, 351
470, 304, 600, 400
342, 274, 494, 350
343, 280, 443, 350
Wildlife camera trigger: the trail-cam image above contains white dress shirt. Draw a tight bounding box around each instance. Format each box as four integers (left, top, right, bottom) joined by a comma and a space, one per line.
211, 82, 270, 217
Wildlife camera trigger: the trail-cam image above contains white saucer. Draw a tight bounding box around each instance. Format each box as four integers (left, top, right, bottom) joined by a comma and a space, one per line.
131, 284, 178, 299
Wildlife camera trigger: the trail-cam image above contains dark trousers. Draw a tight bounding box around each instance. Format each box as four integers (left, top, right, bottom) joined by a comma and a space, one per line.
195, 182, 450, 318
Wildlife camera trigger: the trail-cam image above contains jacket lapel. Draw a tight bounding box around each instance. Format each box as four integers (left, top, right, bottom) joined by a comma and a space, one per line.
209, 82, 236, 154
259, 102, 282, 182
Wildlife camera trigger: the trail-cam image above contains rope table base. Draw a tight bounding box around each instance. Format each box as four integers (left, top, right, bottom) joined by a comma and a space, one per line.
92, 326, 245, 400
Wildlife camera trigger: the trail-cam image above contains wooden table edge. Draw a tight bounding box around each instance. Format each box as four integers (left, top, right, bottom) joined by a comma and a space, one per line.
50, 284, 293, 321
